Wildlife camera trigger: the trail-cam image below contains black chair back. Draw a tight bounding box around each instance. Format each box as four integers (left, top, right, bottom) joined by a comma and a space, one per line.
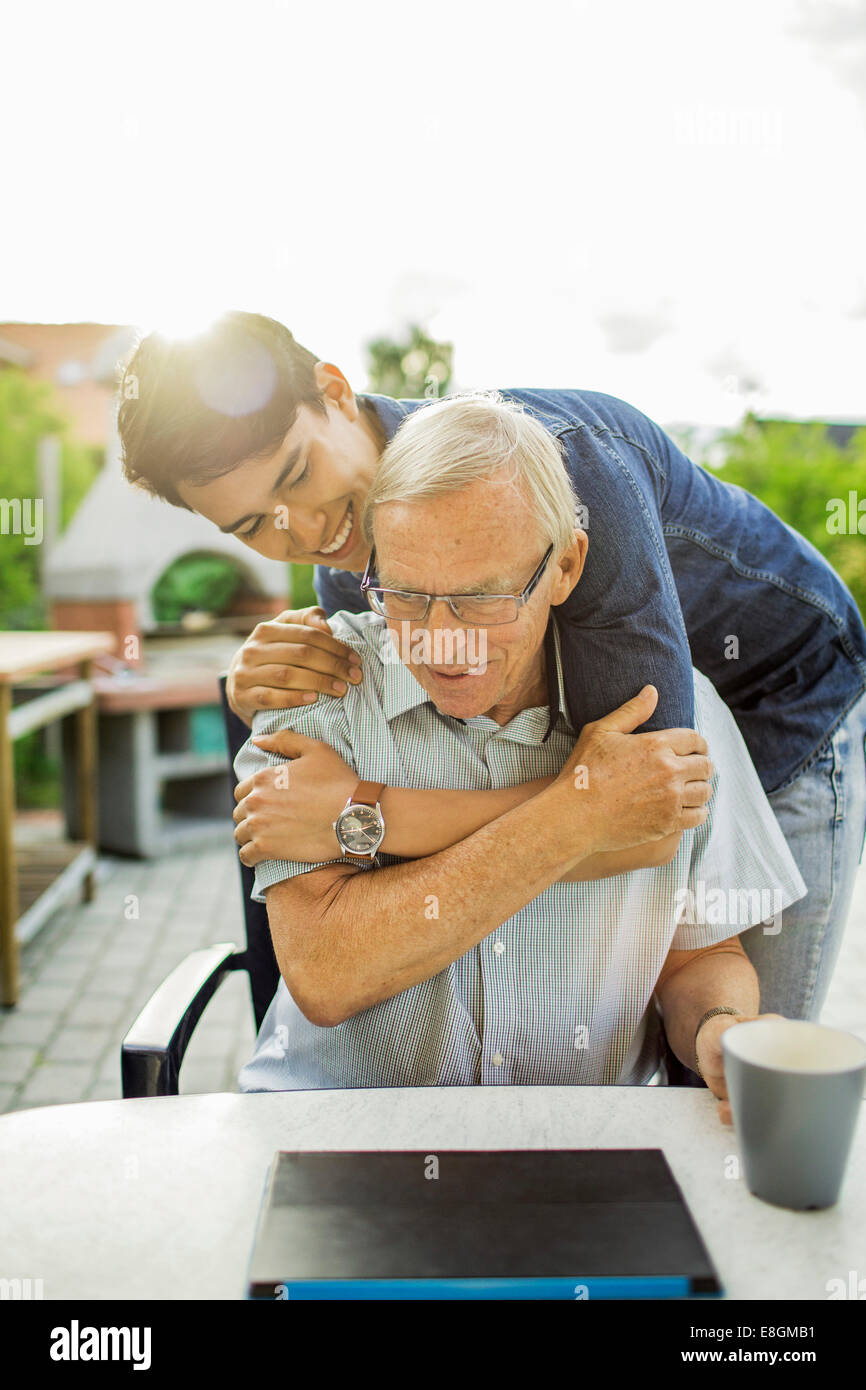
218, 675, 280, 1031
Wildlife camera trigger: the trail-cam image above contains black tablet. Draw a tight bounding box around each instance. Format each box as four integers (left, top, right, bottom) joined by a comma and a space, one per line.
247, 1148, 722, 1300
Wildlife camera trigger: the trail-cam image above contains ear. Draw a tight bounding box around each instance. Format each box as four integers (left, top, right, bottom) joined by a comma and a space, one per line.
550, 528, 588, 607
313, 361, 357, 415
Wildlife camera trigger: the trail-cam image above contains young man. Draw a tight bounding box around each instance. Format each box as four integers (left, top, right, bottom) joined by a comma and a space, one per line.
230, 393, 805, 1107
118, 311, 866, 1026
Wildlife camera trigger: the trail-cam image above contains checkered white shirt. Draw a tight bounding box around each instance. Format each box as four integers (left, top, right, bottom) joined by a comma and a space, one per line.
235, 609, 806, 1091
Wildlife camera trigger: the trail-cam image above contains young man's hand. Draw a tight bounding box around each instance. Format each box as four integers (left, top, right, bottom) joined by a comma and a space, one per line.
226, 607, 363, 726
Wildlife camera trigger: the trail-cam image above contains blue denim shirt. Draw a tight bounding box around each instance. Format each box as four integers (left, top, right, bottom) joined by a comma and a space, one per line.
315, 390, 866, 794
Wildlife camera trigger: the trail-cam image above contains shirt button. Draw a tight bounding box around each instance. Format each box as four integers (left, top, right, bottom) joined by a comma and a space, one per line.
493, 941, 505, 956
492, 1052, 504, 1067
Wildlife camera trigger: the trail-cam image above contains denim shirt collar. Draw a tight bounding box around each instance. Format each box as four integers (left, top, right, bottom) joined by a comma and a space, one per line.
357, 392, 418, 445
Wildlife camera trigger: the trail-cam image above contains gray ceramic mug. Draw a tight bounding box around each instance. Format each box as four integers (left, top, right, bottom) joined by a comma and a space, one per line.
722, 1019, 866, 1210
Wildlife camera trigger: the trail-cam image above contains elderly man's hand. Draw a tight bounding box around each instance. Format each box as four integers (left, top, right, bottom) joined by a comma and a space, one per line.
551, 683, 714, 854
696, 1012, 786, 1124
233, 731, 357, 866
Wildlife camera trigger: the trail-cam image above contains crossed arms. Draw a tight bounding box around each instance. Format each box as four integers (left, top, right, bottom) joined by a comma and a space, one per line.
255, 716, 758, 1088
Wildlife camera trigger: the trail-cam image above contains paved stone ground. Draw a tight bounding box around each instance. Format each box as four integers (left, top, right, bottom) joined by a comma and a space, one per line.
1, 841, 865, 1113
0, 841, 256, 1112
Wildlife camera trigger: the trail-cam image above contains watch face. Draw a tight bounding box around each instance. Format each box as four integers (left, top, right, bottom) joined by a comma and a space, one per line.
336, 804, 384, 854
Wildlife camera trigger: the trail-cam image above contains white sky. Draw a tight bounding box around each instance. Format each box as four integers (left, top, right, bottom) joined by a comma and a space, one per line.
2, 0, 865, 425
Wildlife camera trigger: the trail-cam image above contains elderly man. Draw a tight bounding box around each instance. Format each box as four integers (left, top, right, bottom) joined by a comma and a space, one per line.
233, 393, 805, 1109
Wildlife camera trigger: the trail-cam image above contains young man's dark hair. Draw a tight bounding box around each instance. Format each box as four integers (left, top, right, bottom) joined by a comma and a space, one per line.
117, 311, 328, 510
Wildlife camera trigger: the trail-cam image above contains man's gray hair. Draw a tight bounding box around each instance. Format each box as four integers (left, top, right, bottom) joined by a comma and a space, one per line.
360, 390, 582, 555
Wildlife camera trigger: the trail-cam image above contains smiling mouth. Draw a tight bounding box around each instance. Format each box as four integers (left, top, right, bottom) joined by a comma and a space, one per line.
318, 500, 354, 556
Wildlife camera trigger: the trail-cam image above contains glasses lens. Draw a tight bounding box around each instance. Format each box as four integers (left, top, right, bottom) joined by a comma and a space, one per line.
373, 590, 429, 620
451, 596, 519, 625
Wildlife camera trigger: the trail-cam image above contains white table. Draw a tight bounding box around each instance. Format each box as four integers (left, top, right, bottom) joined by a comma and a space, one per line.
1, 1087, 863, 1300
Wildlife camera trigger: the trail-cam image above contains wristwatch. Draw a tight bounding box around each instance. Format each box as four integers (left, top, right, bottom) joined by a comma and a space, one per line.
332, 780, 386, 861
694, 1006, 742, 1079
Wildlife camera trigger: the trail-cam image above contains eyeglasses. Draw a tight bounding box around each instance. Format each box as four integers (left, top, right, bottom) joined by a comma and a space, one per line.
360, 544, 554, 625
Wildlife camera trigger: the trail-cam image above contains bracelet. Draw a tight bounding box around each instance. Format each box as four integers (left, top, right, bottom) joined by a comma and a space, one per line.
693, 1007, 742, 1080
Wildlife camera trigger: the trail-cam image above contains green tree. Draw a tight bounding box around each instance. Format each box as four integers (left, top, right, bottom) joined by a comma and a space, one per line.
0, 369, 103, 803
290, 564, 318, 608
0, 368, 101, 628
366, 324, 453, 400
703, 415, 866, 617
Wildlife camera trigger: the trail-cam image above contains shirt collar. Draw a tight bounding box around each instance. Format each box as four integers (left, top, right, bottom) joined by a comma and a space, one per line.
357, 392, 418, 445
376, 607, 572, 740
545, 612, 573, 739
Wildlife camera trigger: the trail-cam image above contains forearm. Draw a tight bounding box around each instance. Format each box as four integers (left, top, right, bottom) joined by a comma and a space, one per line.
269, 785, 593, 1025
379, 778, 550, 856
379, 781, 681, 880
654, 938, 759, 1072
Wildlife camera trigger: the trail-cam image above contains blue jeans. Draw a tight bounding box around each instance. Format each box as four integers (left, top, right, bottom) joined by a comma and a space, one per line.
739, 686, 866, 1020
662, 688, 866, 1084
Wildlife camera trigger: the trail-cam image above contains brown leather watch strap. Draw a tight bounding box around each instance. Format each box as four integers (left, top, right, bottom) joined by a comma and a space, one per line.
351, 780, 385, 807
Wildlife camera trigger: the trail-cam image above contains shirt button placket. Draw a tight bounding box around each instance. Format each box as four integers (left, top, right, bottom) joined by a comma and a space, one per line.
488, 746, 509, 1081
483, 934, 508, 1081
